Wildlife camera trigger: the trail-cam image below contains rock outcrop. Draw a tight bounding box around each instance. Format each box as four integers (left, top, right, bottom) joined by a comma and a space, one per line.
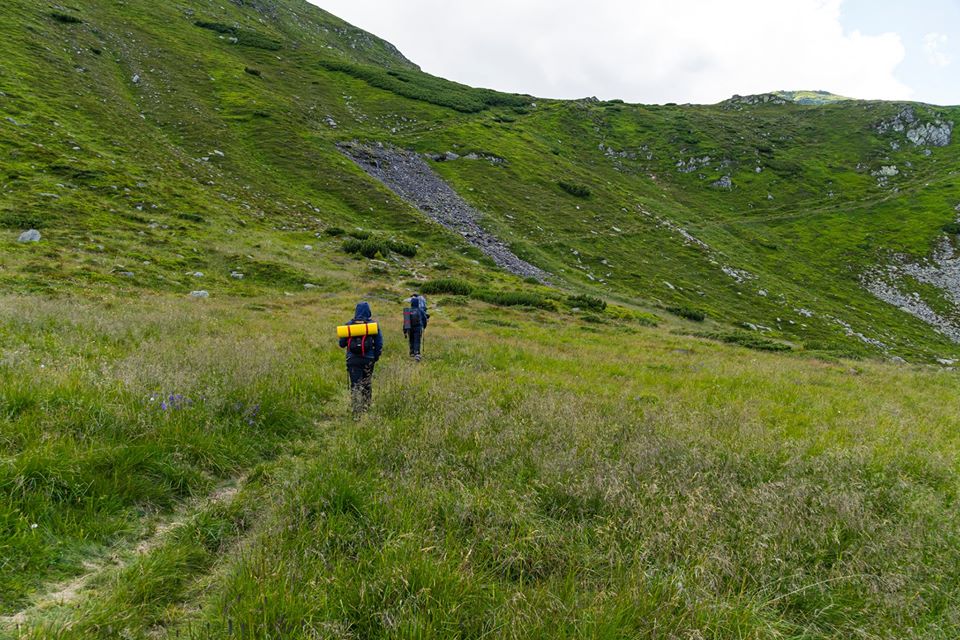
876, 107, 953, 148
863, 236, 960, 343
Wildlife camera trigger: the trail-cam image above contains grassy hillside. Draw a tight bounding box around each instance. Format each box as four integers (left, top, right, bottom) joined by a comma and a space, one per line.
3, 1, 960, 637
1, 0, 958, 360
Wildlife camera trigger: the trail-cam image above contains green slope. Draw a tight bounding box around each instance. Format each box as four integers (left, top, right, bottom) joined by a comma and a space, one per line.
1, 0, 958, 364
4, 3, 960, 637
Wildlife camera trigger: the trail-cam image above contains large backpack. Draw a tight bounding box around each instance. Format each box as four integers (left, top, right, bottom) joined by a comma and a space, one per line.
347, 334, 372, 357
403, 307, 422, 330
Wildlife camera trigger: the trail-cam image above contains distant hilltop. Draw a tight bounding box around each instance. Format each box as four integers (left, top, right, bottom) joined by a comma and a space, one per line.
725, 90, 852, 106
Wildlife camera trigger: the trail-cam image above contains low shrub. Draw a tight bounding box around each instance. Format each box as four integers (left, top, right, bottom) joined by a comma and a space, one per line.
348, 229, 371, 240
568, 294, 607, 312
50, 12, 82, 24
324, 227, 345, 237
244, 67, 262, 77
0, 212, 45, 229
342, 238, 390, 259
176, 212, 205, 224
194, 20, 234, 34
667, 306, 706, 322
420, 278, 474, 296
558, 181, 591, 198
942, 222, 960, 235
387, 239, 418, 258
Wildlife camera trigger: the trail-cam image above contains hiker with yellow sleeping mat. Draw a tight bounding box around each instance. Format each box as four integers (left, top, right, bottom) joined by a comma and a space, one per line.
338, 301, 383, 418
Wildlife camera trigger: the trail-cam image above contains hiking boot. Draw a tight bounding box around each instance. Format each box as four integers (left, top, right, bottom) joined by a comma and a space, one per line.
414, 354, 422, 362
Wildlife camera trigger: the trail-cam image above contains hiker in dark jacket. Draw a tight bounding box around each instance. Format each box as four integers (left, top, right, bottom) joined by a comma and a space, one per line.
404, 294, 429, 362
339, 301, 383, 417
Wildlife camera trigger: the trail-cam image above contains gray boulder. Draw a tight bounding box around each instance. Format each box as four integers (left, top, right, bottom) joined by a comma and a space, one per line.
17, 229, 41, 243
906, 122, 953, 147
711, 175, 733, 190
189, 290, 209, 298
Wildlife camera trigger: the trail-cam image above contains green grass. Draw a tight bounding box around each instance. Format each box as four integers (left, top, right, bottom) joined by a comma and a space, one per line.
0, 0, 958, 359
2, 0, 960, 635
4, 291, 960, 638
0, 296, 337, 613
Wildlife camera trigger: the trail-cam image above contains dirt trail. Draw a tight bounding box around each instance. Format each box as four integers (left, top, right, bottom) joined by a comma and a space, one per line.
0, 478, 244, 633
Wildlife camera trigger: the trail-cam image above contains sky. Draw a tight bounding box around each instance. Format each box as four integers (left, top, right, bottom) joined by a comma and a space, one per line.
310, 0, 960, 105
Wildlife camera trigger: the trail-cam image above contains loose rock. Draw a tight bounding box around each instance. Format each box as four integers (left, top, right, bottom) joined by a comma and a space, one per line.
711, 175, 733, 190
17, 229, 41, 243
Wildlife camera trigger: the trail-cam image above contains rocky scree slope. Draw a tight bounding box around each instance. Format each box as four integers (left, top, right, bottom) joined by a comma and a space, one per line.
338, 141, 551, 283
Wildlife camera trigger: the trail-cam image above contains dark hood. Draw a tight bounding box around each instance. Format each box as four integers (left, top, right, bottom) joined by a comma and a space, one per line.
354, 301, 373, 321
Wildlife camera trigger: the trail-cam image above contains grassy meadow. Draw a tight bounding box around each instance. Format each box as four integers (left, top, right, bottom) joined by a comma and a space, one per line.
3, 1, 960, 637
2, 289, 960, 638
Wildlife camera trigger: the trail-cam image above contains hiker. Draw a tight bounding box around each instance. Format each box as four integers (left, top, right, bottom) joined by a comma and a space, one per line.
339, 301, 383, 417
403, 293, 429, 362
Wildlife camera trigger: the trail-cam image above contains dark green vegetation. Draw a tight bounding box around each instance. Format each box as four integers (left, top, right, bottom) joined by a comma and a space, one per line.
3, 0, 960, 637
667, 305, 706, 322
557, 180, 592, 198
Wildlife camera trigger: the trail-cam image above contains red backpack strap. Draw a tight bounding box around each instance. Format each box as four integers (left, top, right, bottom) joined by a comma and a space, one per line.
361, 335, 367, 357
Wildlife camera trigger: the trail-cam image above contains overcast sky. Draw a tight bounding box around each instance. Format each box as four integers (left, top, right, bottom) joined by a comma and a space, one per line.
310, 0, 960, 106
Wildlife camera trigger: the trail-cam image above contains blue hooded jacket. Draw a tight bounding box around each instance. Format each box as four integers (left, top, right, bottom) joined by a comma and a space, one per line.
409, 295, 429, 329
339, 301, 383, 363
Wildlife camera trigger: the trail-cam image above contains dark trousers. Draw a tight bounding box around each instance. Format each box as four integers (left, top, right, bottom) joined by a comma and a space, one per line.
347, 362, 374, 416
407, 327, 423, 356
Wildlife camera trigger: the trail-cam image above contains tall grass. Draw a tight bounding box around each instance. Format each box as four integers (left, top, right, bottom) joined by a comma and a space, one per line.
0, 296, 337, 611
6, 293, 960, 638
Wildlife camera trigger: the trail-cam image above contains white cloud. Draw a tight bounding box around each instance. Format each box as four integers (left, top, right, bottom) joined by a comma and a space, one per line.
312, 0, 910, 104
923, 32, 952, 68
